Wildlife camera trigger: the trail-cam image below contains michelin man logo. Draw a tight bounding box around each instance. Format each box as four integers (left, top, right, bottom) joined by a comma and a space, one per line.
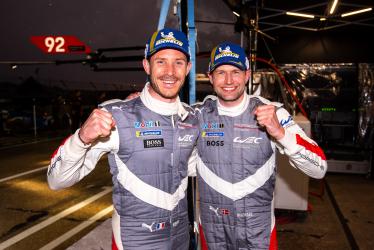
219, 46, 232, 53
161, 31, 175, 40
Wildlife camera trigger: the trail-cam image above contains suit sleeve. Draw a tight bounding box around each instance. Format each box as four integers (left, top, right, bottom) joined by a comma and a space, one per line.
274, 108, 327, 179
47, 126, 119, 190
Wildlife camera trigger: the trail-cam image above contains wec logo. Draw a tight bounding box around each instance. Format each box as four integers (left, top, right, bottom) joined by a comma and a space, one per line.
178, 135, 194, 142
233, 137, 262, 144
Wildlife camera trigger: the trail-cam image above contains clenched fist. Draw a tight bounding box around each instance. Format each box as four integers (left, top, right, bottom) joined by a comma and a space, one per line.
253, 105, 285, 140
78, 109, 116, 144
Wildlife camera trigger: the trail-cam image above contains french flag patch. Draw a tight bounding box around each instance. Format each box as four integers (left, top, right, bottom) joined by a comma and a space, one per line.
156, 222, 166, 230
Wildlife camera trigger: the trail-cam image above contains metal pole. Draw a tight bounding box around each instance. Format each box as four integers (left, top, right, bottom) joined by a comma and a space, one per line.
158, 0, 171, 30
187, 0, 196, 104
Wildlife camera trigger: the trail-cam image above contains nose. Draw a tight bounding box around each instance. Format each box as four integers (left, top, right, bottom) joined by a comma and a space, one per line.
165, 62, 175, 76
226, 72, 233, 85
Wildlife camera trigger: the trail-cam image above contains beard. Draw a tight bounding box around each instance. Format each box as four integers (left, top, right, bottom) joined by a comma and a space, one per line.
149, 74, 184, 100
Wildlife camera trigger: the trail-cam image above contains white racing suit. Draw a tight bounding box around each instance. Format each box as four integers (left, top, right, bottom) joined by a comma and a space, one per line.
47, 83, 199, 250
191, 94, 327, 250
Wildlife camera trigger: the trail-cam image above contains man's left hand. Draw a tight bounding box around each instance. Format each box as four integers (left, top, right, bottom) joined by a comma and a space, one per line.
254, 105, 285, 140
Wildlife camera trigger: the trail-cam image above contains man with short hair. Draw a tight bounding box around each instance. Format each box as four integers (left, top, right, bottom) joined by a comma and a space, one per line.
47, 28, 199, 250
192, 42, 327, 249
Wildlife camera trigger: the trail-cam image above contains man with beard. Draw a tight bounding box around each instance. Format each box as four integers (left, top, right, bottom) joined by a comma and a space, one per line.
47, 28, 199, 250
192, 42, 327, 249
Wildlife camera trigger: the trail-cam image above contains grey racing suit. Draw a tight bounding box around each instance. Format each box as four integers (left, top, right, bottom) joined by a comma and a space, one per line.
47, 83, 199, 250
191, 94, 327, 250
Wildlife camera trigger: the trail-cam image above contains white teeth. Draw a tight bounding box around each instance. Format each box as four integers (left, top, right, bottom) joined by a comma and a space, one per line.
223, 87, 235, 91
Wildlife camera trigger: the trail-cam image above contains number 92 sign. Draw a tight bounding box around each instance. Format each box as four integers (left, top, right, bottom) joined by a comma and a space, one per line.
30, 36, 91, 54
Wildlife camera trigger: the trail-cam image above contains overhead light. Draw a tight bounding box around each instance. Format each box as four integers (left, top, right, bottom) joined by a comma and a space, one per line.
341, 7, 372, 17
286, 11, 315, 19
233, 11, 240, 17
320, 17, 327, 21
329, 0, 339, 14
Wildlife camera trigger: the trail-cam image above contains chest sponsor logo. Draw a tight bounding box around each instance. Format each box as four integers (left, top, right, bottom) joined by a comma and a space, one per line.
233, 136, 262, 144
178, 134, 194, 147
143, 138, 164, 148
178, 134, 194, 142
134, 120, 161, 128
237, 212, 253, 218
280, 116, 294, 128
136, 130, 162, 137
202, 122, 224, 129
206, 140, 224, 146
202, 132, 224, 137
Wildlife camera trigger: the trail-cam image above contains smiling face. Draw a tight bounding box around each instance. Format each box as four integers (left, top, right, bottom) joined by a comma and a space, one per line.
143, 49, 191, 103
209, 64, 250, 107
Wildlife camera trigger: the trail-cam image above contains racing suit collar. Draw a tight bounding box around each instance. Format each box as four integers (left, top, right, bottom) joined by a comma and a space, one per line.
140, 82, 189, 120
217, 93, 249, 117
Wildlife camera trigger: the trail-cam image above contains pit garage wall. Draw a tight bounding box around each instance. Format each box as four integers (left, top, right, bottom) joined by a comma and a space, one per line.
256, 28, 374, 64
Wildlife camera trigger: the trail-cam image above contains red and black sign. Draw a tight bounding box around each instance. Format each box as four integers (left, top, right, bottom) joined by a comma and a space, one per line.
30, 36, 91, 54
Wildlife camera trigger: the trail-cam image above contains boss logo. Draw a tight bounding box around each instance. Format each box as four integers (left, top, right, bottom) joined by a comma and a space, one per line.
143, 139, 164, 148
206, 140, 224, 146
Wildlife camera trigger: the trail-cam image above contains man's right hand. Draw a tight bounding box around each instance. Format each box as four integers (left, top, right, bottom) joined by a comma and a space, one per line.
78, 109, 116, 145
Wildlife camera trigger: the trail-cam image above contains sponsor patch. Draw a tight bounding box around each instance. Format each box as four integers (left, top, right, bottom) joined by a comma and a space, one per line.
141, 221, 166, 232
143, 139, 164, 148
178, 134, 194, 147
209, 205, 230, 216
206, 140, 224, 146
233, 136, 262, 148
237, 212, 253, 218
202, 122, 224, 129
202, 132, 224, 137
135, 130, 162, 137
134, 120, 161, 128
280, 116, 294, 128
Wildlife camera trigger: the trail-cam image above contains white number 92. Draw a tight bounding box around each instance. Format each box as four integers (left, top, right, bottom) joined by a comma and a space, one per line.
44, 36, 65, 53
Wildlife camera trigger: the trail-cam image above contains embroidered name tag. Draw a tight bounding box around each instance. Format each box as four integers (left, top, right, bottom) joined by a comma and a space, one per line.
143, 139, 164, 148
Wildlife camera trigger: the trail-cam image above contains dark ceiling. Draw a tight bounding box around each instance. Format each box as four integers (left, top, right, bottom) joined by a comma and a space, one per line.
223, 0, 374, 34
218, 0, 374, 63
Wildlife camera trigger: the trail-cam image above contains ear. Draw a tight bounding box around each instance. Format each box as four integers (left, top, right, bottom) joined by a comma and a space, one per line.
245, 69, 251, 84
143, 59, 150, 75
208, 71, 214, 86
185, 61, 192, 76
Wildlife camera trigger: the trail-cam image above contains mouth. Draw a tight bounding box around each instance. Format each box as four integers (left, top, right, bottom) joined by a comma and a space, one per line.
222, 86, 236, 92
160, 77, 178, 88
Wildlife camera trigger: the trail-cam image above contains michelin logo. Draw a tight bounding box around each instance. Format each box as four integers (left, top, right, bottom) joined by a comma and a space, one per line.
156, 31, 183, 46
215, 46, 239, 60
136, 130, 162, 137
